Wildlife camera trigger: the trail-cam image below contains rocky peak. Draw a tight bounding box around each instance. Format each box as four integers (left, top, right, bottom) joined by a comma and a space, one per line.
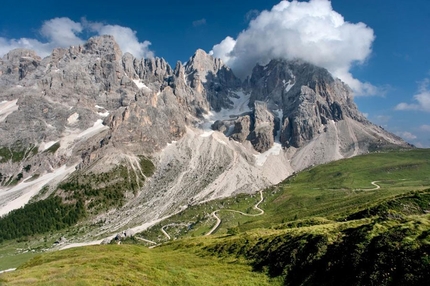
247, 59, 367, 148
82, 35, 123, 61
185, 49, 224, 83
183, 49, 241, 111
0, 49, 41, 82
137, 57, 173, 84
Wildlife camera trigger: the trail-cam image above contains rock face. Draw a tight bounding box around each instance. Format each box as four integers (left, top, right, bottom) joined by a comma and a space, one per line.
0, 36, 410, 236
249, 102, 276, 152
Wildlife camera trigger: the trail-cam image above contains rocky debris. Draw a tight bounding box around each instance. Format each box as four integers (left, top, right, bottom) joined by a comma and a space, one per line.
114, 229, 135, 241
101, 238, 112, 245
230, 116, 252, 143
53, 236, 68, 245
211, 120, 230, 134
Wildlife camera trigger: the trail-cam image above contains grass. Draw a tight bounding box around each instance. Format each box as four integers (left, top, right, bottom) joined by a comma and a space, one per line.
140, 149, 430, 239
0, 245, 280, 285
0, 143, 38, 163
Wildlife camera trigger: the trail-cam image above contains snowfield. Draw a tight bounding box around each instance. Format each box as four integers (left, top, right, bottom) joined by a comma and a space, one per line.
0, 164, 78, 217
0, 99, 19, 122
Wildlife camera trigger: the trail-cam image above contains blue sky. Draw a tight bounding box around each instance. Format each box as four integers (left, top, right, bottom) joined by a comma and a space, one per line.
0, 0, 429, 147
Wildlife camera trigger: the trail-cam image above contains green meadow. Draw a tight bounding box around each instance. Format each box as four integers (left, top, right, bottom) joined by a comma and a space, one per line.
1, 149, 430, 285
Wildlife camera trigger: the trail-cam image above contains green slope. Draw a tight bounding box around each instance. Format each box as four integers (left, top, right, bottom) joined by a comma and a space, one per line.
1, 149, 430, 285
139, 149, 430, 240
0, 244, 280, 285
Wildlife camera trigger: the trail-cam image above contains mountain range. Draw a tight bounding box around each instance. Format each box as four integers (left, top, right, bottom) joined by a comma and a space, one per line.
0, 35, 410, 238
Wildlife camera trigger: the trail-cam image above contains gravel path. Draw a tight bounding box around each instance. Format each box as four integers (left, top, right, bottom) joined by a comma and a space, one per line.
205, 190, 264, 236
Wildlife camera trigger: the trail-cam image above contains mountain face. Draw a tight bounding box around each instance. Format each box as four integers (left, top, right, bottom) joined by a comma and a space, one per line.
0, 35, 409, 236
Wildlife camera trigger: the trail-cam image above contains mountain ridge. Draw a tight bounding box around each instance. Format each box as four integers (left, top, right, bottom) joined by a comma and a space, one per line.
0, 35, 410, 238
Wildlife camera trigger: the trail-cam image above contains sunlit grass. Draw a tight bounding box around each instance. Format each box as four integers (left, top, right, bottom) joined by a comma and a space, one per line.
1, 245, 281, 286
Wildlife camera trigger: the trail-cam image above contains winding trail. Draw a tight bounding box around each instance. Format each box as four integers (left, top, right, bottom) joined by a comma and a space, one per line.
0, 268, 16, 274
369, 181, 381, 190
356, 181, 381, 191
138, 190, 265, 244
205, 190, 265, 236
161, 223, 191, 240
135, 236, 157, 245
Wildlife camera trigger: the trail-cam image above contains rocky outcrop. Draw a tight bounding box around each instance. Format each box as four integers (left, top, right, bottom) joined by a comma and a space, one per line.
230, 116, 252, 143
249, 102, 276, 152
0, 49, 41, 84
184, 49, 241, 111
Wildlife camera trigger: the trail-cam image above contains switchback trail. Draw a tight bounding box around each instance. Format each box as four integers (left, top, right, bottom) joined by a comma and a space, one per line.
205, 190, 265, 236
355, 181, 381, 191
139, 190, 264, 244
161, 223, 191, 240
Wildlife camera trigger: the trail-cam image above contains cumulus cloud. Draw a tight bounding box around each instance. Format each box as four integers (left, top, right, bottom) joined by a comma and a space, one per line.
395, 131, 417, 141
395, 78, 430, 112
0, 17, 84, 57
210, 0, 377, 95
0, 17, 153, 59
419, 125, 430, 132
40, 18, 84, 47
209, 36, 236, 63
85, 21, 154, 58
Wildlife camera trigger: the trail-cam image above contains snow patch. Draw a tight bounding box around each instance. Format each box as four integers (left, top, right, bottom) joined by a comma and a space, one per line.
77, 119, 107, 139
39, 141, 58, 152
0, 99, 19, 123
67, 113, 79, 125
59, 119, 108, 156
200, 130, 214, 138
254, 109, 284, 166
133, 79, 151, 91
200, 91, 251, 131
254, 142, 282, 166
284, 80, 295, 92
95, 105, 109, 117
166, 140, 177, 147
0, 164, 78, 217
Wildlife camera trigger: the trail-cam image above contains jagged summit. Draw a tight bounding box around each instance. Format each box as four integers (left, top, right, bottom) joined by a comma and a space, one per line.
0, 36, 410, 237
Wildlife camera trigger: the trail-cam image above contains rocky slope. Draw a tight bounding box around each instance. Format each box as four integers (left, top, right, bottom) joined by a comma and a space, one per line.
0, 36, 409, 238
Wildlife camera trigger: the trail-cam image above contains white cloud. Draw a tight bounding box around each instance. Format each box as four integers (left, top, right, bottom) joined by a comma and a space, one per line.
40, 18, 84, 47
86, 22, 154, 58
395, 78, 430, 112
419, 125, 430, 132
0, 17, 153, 59
209, 36, 236, 64
395, 131, 417, 141
210, 0, 377, 95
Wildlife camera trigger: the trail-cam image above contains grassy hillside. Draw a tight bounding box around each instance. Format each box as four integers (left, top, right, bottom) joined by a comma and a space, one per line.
139, 149, 430, 241
1, 149, 430, 285
0, 244, 280, 285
